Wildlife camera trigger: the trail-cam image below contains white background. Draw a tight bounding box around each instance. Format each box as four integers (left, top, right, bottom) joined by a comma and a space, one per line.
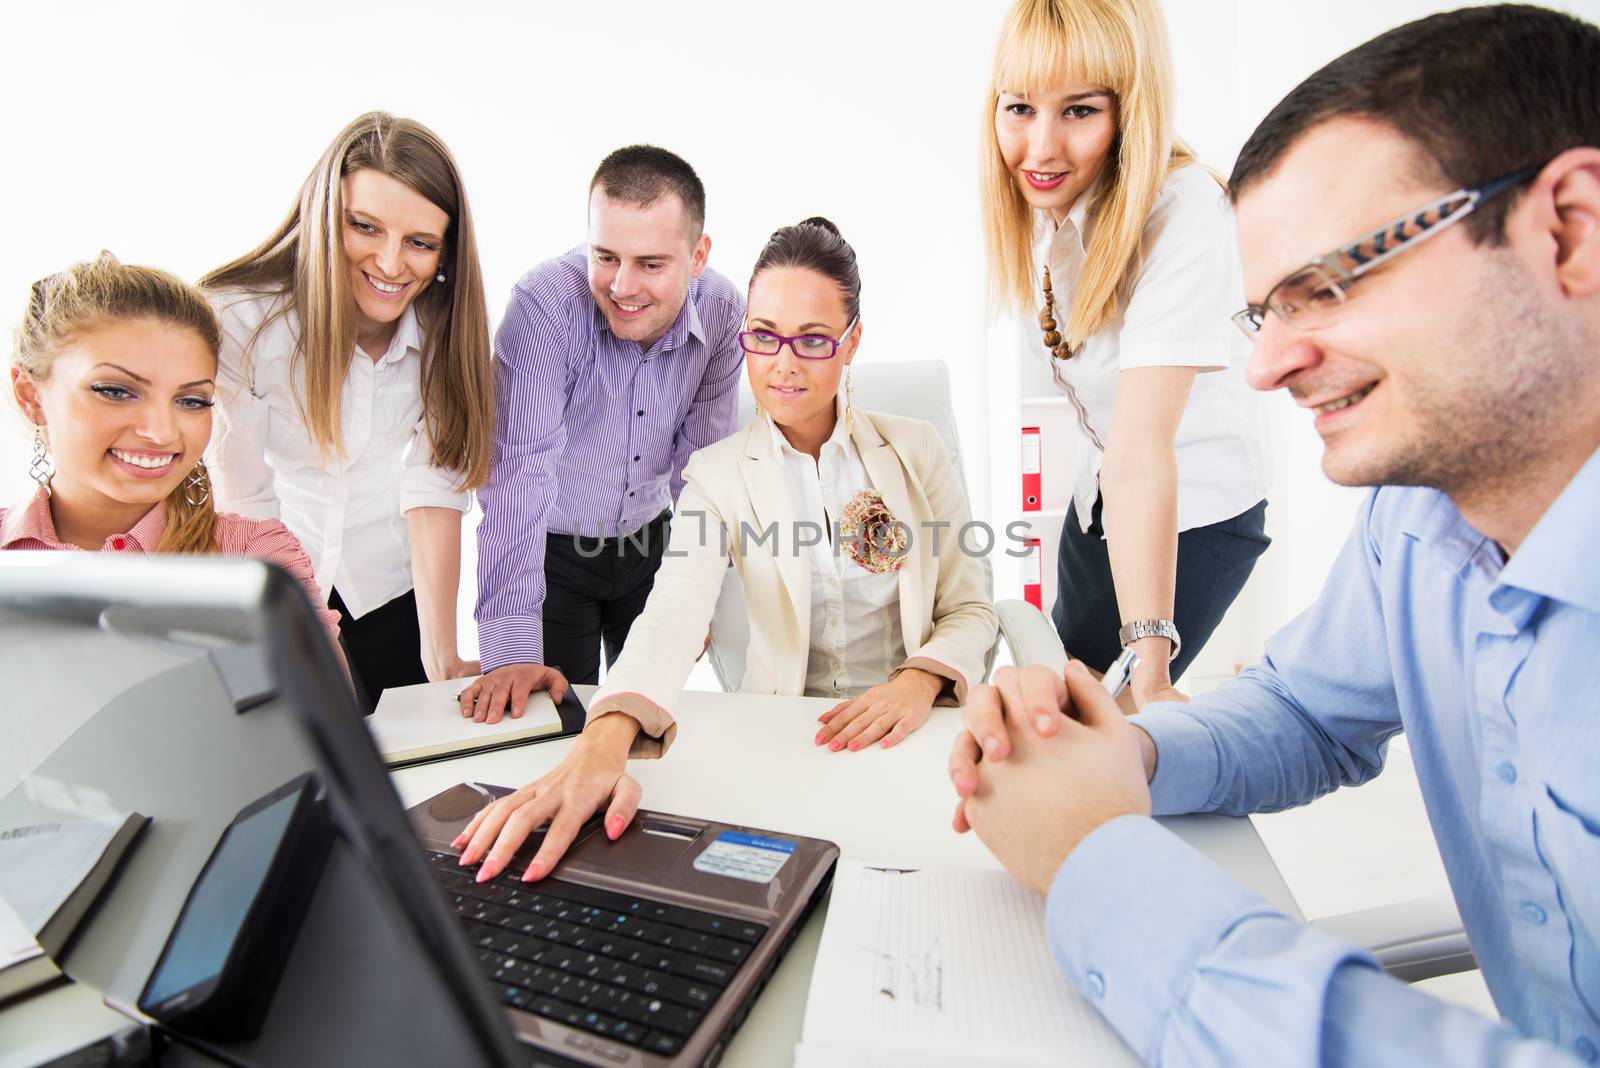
3, 0, 1596, 664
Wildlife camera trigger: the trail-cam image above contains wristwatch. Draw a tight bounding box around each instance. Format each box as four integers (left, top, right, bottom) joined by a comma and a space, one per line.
1118, 619, 1181, 662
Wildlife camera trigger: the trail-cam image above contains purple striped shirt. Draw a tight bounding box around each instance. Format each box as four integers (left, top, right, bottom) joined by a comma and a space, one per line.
475, 246, 745, 670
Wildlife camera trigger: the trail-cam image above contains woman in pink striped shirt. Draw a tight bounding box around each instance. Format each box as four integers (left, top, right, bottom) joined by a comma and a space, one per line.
4, 253, 345, 653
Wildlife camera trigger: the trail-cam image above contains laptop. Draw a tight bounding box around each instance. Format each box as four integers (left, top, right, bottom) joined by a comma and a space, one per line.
0, 553, 837, 1067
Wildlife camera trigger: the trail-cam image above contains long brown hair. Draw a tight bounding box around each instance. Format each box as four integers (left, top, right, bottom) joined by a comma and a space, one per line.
202, 111, 494, 489
980, 0, 1197, 344
14, 252, 223, 554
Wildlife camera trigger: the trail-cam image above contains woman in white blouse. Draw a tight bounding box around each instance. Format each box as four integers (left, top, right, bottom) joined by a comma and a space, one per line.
450, 219, 999, 883
981, 0, 1271, 705
202, 112, 495, 709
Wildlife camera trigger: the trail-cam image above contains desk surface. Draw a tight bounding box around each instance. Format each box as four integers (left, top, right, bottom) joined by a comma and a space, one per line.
393, 686, 1299, 1067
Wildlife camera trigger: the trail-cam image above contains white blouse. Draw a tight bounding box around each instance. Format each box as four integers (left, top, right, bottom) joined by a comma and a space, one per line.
767, 397, 907, 698
207, 290, 470, 620
1032, 163, 1271, 533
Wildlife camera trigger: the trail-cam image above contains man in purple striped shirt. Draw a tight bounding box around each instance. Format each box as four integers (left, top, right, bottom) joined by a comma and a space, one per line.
462, 146, 744, 719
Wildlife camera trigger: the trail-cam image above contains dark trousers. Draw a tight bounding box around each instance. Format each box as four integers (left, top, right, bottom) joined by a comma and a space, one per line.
329, 586, 428, 714
1051, 497, 1270, 678
542, 511, 671, 685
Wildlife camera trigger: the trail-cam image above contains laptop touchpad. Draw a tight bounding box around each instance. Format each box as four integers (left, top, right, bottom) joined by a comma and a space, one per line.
565, 814, 700, 872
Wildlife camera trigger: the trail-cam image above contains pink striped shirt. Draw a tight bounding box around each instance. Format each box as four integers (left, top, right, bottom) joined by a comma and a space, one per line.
0, 490, 344, 645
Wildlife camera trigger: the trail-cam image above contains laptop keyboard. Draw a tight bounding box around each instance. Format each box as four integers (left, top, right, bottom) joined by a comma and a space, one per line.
426, 850, 767, 1057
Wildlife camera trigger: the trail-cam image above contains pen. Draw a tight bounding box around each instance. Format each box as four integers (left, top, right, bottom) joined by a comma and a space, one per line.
1100, 647, 1140, 701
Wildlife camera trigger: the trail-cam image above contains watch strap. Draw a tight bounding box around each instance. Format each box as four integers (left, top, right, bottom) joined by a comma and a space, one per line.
1118, 619, 1181, 662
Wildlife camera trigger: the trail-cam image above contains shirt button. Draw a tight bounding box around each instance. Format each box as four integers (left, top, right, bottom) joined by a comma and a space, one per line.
628, 491, 635, 498
109, 536, 127, 550
1575, 1037, 1598, 1063
633, 455, 641, 462
1496, 762, 1517, 784
636, 409, 645, 417
1084, 970, 1106, 999
1520, 902, 1547, 926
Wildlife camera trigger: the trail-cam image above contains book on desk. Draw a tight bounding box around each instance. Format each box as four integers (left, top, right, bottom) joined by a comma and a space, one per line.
367, 676, 586, 768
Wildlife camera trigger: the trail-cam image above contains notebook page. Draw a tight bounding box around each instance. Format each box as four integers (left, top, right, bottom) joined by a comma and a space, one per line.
795, 860, 1139, 1067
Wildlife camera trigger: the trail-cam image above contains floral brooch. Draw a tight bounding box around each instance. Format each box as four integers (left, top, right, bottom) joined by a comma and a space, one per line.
839, 489, 909, 574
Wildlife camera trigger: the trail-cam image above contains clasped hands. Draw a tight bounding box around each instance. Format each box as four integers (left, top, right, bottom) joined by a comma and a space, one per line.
949, 661, 1157, 895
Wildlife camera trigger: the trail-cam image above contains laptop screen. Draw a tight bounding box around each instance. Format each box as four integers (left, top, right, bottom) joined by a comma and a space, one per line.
0, 554, 523, 1067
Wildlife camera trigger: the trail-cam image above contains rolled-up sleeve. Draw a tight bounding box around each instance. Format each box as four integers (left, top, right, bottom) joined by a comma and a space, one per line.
400, 416, 472, 514
1117, 171, 1242, 373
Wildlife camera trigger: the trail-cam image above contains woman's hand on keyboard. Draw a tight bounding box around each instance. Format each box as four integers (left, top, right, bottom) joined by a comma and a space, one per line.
452, 711, 643, 882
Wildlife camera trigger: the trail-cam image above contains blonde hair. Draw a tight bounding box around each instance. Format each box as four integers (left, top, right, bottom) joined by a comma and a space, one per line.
980, 0, 1197, 343
14, 253, 222, 555
201, 112, 494, 489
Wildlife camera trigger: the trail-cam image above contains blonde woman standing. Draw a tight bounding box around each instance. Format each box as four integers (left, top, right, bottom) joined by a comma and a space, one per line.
5, 254, 343, 653
982, 0, 1270, 704
203, 112, 495, 709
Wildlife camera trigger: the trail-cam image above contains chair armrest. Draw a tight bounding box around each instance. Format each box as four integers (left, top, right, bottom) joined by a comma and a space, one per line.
996, 599, 1068, 673
1312, 894, 1476, 982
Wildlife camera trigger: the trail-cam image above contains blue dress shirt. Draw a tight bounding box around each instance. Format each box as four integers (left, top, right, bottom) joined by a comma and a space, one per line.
1047, 448, 1600, 1067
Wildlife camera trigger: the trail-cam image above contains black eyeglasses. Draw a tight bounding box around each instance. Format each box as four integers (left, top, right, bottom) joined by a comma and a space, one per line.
738, 319, 858, 360
1232, 163, 1543, 339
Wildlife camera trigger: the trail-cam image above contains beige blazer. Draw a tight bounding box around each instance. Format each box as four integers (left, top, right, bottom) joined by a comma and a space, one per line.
589, 409, 998, 756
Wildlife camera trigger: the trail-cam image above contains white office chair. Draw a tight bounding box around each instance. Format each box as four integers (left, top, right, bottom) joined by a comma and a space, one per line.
995, 599, 1476, 983
705, 359, 996, 692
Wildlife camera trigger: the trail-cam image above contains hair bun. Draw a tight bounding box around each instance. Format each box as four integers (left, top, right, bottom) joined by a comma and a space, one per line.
798, 216, 842, 238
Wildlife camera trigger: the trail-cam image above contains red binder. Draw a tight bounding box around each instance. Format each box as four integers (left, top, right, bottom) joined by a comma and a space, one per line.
1023, 538, 1043, 610
1021, 426, 1042, 511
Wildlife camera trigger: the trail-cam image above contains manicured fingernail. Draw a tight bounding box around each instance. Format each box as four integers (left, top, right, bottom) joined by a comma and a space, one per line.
1036, 715, 1053, 732
475, 861, 499, 884
450, 833, 466, 848
880, 738, 893, 749
814, 730, 827, 745
606, 816, 624, 840
847, 739, 860, 751
983, 736, 999, 756
522, 861, 545, 883
458, 846, 478, 866
829, 740, 844, 752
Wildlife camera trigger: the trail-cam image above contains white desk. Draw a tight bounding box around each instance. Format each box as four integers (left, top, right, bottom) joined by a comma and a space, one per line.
393, 686, 1300, 1067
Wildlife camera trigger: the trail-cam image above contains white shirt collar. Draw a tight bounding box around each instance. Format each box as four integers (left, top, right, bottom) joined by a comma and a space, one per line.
767, 389, 852, 460
1034, 172, 1104, 264
358, 304, 423, 367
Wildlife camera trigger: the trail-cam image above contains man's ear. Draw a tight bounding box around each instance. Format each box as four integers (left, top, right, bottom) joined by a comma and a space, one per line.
690, 232, 711, 279
1539, 147, 1600, 298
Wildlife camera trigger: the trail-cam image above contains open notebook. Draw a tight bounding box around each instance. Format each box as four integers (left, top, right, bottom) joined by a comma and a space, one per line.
795, 860, 1139, 1067
367, 677, 567, 768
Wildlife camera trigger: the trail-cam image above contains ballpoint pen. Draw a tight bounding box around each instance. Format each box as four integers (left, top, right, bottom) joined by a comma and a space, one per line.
1099, 647, 1140, 702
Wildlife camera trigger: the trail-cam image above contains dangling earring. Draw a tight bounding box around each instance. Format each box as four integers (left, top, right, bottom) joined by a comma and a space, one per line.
435, 270, 447, 284
843, 367, 855, 433
28, 425, 52, 496
183, 460, 211, 508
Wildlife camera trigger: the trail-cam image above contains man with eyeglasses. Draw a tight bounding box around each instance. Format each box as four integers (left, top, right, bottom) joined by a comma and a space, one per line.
463, 146, 744, 722
948, 5, 1600, 1065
